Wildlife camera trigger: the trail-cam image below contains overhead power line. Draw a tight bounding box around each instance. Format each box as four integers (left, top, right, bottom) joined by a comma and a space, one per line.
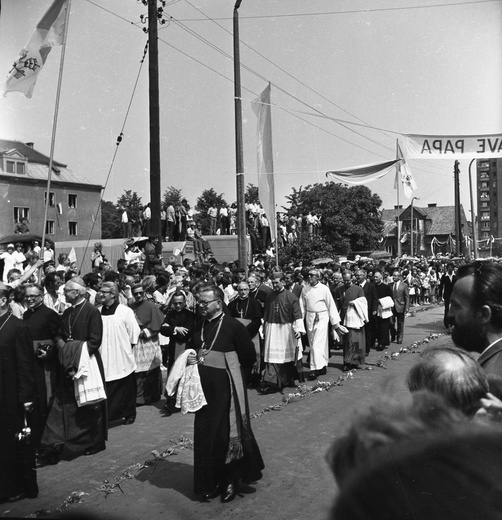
175, 0, 499, 21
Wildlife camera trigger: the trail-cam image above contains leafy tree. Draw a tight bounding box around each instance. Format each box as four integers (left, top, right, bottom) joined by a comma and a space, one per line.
245, 183, 259, 204
163, 186, 183, 209
195, 188, 227, 234
117, 190, 143, 223
282, 182, 383, 255
282, 185, 304, 213
101, 200, 121, 239
278, 231, 339, 266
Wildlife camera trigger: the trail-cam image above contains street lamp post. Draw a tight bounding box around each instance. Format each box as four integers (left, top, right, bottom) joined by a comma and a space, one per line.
411, 196, 420, 257
469, 158, 478, 259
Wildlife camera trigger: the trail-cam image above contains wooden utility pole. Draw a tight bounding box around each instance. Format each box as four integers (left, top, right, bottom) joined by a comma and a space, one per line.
148, 0, 161, 239
233, 0, 247, 269
454, 160, 462, 256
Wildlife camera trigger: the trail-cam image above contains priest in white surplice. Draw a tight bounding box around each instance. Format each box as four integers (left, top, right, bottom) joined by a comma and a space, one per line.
261, 273, 305, 393
301, 269, 347, 380
98, 282, 141, 425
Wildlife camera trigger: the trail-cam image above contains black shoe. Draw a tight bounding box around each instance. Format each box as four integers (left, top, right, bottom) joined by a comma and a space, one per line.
308, 371, 318, 380
38, 449, 59, 465
83, 442, 106, 456
203, 486, 221, 500
221, 483, 236, 503
319, 367, 327, 375
123, 416, 136, 425
6, 493, 26, 503
376, 345, 384, 351
259, 386, 278, 395
342, 365, 351, 372
397, 340, 402, 344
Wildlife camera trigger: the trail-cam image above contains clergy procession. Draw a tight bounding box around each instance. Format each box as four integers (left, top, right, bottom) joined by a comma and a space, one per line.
8, 238, 502, 518
1, 0, 500, 517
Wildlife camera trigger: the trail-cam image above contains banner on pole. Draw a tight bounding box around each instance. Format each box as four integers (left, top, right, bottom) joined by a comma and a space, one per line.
403, 133, 502, 159
397, 141, 417, 198
1, 0, 69, 98
252, 83, 276, 242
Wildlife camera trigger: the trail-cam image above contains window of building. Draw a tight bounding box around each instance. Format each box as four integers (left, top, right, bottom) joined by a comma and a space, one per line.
68, 194, 77, 208
44, 192, 55, 207
482, 222, 491, 230
481, 212, 490, 221
45, 220, 55, 235
480, 161, 489, 169
482, 232, 489, 239
493, 181, 497, 187
481, 181, 489, 188
5, 159, 25, 174
481, 201, 489, 208
13, 207, 30, 222
68, 221, 77, 236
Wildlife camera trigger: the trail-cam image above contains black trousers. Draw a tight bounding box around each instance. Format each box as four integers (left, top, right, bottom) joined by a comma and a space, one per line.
375, 317, 390, 347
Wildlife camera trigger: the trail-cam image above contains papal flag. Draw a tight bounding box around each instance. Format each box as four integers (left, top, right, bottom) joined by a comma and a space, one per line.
396, 140, 417, 199
1, 0, 69, 98
251, 83, 276, 242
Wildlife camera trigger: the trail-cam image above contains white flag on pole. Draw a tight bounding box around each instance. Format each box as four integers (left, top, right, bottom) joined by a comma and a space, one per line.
397, 141, 417, 198
2, 0, 69, 98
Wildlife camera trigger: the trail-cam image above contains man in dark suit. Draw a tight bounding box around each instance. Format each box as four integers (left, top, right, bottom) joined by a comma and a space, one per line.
373, 271, 393, 350
449, 261, 502, 378
389, 270, 409, 344
355, 269, 378, 353
248, 272, 273, 309
284, 271, 303, 299
438, 262, 457, 329
23, 283, 61, 448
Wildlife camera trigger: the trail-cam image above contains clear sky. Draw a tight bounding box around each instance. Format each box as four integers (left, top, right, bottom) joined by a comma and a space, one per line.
1, 0, 501, 223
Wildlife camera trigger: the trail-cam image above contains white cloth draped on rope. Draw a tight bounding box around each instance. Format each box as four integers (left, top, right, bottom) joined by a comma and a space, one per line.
326, 159, 400, 185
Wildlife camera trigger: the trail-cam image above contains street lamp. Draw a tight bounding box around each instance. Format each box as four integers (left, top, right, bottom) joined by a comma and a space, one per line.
411, 196, 420, 257
468, 158, 478, 259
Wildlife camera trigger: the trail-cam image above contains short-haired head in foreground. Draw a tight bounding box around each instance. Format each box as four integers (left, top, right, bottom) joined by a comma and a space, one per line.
406, 345, 489, 417
327, 391, 467, 486
332, 423, 502, 520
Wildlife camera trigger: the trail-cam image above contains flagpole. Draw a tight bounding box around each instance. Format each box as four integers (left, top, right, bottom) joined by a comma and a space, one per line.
396, 139, 402, 258
40, 0, 72, 264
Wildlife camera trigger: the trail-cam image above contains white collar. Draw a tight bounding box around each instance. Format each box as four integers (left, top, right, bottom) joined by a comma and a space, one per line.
480, 337, 502, 357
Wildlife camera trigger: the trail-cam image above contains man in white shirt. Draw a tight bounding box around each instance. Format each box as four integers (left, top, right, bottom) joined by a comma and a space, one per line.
302, 269, 347, 379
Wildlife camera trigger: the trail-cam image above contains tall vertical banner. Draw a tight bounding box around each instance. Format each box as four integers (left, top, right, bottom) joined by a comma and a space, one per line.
251, 83, 276, 242
2, 0, 69, 98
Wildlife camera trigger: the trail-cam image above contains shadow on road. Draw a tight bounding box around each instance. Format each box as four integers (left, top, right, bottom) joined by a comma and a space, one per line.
135, 460, 200, 501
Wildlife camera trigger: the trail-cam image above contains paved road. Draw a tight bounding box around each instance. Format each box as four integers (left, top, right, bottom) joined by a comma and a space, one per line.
1, 304, 451, 519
